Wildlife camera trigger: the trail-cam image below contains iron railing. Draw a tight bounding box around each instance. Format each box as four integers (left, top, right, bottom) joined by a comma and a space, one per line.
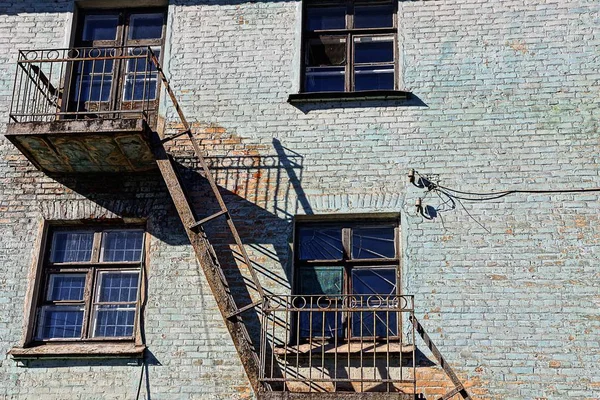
9, 46, 160, 123
260, 294, 416, 393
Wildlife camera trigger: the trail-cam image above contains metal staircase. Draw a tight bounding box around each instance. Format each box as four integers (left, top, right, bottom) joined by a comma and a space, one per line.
148, 51, 264, 392
4, 44, 476, 398
147, 50, 473, 399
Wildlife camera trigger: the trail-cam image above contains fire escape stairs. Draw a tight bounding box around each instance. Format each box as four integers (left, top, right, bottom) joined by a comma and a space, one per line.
2, 46, 475, 398
147, 52, 265, 393
146, 53, 473, 399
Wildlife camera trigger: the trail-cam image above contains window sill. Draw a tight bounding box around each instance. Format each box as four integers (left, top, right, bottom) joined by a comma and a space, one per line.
274, 341, 414, 357
288, 90, 411, 104
9, 342, 146, 360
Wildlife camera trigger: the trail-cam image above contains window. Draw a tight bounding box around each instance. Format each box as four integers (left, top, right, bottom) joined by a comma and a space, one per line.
33, 227, 145, 342
294, 217, 400, 339
302, 0, 397, 93
68, 8, 166, 113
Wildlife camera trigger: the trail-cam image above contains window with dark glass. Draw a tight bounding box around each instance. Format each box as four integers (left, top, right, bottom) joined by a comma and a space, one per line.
69, 8, 165, 113
302, 0, 397, 93
294, 218, 400, 339
34, 227, 145, 342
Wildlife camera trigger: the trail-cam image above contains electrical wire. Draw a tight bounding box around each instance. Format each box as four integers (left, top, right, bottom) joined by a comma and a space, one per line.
414, 170, 600, 202
412, 170, 600, 231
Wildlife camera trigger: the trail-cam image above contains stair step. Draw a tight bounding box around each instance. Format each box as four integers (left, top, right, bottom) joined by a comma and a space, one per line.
161, 129, 191, 143
189, 210, 229, 231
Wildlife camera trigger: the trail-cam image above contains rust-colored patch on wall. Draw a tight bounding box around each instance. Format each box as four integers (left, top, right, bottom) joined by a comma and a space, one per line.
415, 365, 490, 399
163, 121, 292, 215
507, 40, 528, 54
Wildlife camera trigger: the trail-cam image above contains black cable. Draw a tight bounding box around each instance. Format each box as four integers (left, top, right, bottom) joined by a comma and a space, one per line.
438, 188, 491, 233
414, 170, 600, 202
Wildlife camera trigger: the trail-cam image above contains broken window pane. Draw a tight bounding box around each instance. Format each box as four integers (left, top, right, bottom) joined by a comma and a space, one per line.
298, 266, 343, 295
298, 226, 344, 260
51, 232, 94, 263
306, 5, 346, 31
352, 226, 395, 259
308, 36, 347, 67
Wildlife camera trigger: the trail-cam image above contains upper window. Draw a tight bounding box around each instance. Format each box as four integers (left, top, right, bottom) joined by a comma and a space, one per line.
302, 0, 397, 93
33, 227, 145, 342
294, 217, 400, 339
68, 8, 166, 113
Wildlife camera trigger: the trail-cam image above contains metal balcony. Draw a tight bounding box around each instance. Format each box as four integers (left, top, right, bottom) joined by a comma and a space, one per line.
5, 47, 161, 173
259, 294, 417, 398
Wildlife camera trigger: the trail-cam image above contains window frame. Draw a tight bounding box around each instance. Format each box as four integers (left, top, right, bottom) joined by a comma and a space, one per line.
293, 215, 401, 341
66, 7, 167, 115
26, 223, 147, 346
301, 0, 399, 94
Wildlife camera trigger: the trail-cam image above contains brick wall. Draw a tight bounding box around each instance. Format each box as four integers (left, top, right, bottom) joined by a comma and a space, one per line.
0, 0, 599, 399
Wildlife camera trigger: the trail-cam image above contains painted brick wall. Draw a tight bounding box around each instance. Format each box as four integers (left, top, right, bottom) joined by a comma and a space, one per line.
1, 0, 599, 399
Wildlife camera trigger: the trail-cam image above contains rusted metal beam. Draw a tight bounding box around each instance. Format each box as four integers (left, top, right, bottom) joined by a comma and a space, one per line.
160, 129, 191, 143
149, 48, 264, 299
226, 300, 263, 320
439, 385, 465, 400
190, 210, 229, 232
150, 134, 262, 392
410, 316, 472, 400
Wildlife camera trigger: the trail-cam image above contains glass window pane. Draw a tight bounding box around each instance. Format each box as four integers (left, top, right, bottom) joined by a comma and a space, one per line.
351, 268, 397, 337
124, 78, 157, 101
82, 14, 119, 41
38, 306, 84, 339
298, 226, 343, 260
306, 6, 346, 31
354, 3, 394, 28
51, 232, 94, 263
93, 304, 136, 337
47, 274, 87, 301
308, 36, 347, 66
354, 36, 394, 64
124, 49, 159, 101
74, 49, 114, 103
101, 230, 144, 262
299, 308, 343, 338
352, 268, 396, 295
80, 53, 114, 74
74, 75, 113, 102
305, 67, 345, 92
128, 13, 164, 40
352, 308, 397, 337
97, 272, 139, 303
354, 65, 394, 91
351, 226, 395, 258
298, 266, 343, 295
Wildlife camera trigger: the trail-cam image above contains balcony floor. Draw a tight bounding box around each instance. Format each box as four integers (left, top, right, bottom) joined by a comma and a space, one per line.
259, 393, 417, 400
5, 118, 156, 173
